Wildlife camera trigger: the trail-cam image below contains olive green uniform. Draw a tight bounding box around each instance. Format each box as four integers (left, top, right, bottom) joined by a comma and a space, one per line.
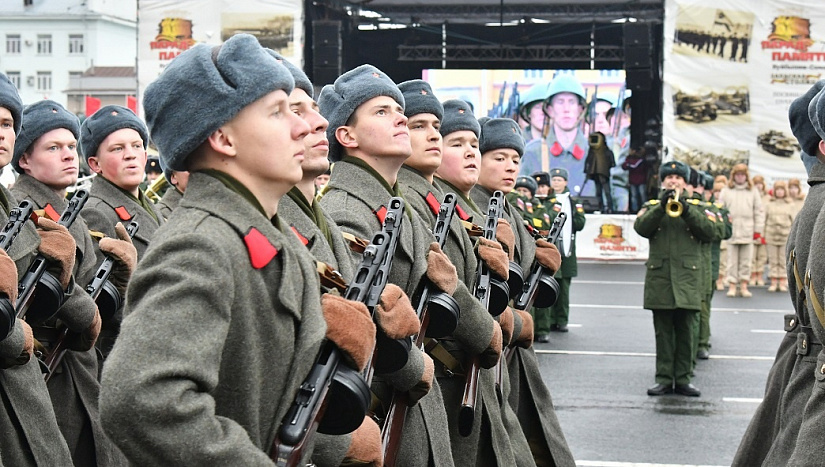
544, 189, 587, 330
634, 194, 716, 386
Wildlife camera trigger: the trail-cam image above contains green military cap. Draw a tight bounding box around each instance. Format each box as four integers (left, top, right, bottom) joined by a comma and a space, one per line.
549, 167, 568, 180
659, 160, 690, 181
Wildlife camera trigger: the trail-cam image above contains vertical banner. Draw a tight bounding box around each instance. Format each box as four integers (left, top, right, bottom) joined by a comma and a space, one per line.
663, 0, 818, 187
137, 0, 303, 118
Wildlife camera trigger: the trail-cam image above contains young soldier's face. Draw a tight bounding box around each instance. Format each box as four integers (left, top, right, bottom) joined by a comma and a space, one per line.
528, 103, 545, 131
19, 128, 79, 191
662, 174, 685, 191
0, 107, 15, 168
290, 88, 330, 179
549, 92, 583, 132
406, 113, 442, 176
551, 176, 567, 194
224, 89, 310, 189
516, 186, 532, 198
315, 173, 329, 189
344, 96, 410, 159
478, 147, 519, 194
88, 128, 147, 192
437, 130, 480, 194
593, 100, 613, 134
537, 184, 551, 196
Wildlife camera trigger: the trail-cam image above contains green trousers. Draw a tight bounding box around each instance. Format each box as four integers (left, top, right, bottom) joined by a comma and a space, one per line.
653, 308, 699, 385
549, 277, 572, 326
532, 306, 552, 334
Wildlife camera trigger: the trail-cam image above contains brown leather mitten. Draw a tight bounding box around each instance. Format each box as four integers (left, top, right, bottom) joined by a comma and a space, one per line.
425, 243, 457, 295
21, 319, 33, 359
322, 294, 376, 371
535, 239, 562, 274
498, 306, 514, 346
66, 307, 102, 351
479, 321, 503, 369
406, 353, 434, 406
0, 250, 18, 303
35, 217, 76, 289
98, 222, 138, 295
375, 284, 419, 339
513, 309, 534, 348
477, 237, 509, 280
496, 218, 515, 261
344, 416, 383, 466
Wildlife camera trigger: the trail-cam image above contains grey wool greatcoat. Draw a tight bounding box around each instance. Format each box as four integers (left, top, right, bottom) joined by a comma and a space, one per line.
98, 172, 327, 465
471, 185, 577, 467
156, 186, 182, 221
10, 174, 126, 466
399, 166, 521, 467
320, 157, 455, 467
733, 162, 825, 466
0, 184, 74, 467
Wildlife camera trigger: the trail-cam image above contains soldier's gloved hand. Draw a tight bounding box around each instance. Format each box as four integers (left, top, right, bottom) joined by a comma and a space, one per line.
19, 319, 34, 363
659, 189, 675, 205
322, 293, 376, 372
35, 217, 76, 290
535, 239, 562, 273
512, 309, 534, 348
66, 306, 102, 351
679, 198, 690, 216
343, 416, 382, 466
0, 249, 18, 304
405, 352, 434, 406
98, 222, 138, 295
426, 242, 457, 295
477, 237, 509, 280
479, 321, 503, 369
498, 306, 515, 346
496, 218, 516, 261
376, 283, 420, 339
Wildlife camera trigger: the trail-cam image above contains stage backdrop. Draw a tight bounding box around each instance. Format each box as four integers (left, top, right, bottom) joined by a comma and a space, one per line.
137, 0, 303, 116
663, 0, 818, 188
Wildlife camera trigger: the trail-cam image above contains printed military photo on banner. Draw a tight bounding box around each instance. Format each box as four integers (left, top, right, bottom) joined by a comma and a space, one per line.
671, 146, 749, 179
673, 6, 754, 64
672, 85, 750, 124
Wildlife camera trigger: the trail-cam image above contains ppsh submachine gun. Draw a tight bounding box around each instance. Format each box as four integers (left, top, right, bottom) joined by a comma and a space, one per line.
514, 212, 567, 311
0, 200, 36, 340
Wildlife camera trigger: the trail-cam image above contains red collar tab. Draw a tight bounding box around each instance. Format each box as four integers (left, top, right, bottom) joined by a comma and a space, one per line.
572, 144, 585, 160
244, 227, 279, 269
290, 225, 309, 246
115, 206, 132, 221
425, 192, 440, 216
550, 141, 564, 157
43, 204, 60, 221
374, 205, 388, 224
455, 204, 470, 221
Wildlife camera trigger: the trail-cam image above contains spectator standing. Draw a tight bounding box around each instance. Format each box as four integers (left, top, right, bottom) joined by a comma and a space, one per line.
763, 181, 795, 292
751, 175, 770, 287
720, 164, 765, 298
788, 178, 805, 216
622, 147, 647, 212
713, 180, 729, 291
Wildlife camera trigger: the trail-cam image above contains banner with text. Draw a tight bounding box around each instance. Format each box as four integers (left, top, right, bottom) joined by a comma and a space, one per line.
663, 0, 819, 188
576, 214, 649, 260
137, 0, 303, 117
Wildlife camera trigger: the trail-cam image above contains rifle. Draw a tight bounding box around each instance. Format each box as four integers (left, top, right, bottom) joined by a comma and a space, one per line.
271, 197, 406, 467
0, 201, 36, 340
514, 212, 567, 311
504, 82, 520, 121
458, 190, 508, 437
380, 193, 459, 466
612, 85, 627, 141
488, 81, 507, 118
42, 220, 140, 381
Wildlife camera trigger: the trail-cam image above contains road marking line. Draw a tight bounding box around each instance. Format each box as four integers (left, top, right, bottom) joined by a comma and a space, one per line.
751, 329, 785, 334
576, 280, 645, 285
535, 350, 774, 361
576, 461, 727, 467
570, 304, 788, 313
723, 397, 763, 403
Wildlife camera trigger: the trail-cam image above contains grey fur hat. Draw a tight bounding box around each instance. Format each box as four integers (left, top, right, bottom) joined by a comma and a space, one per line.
79, 105, 148, 162
318, 64, 404, 162
14, 100, 80, 172
143, 33, 295, 172
549, 168, 568, 181
515, 175, 537, 196
268, 50, 313, 98
479, 118, 524, 156
398, 80, 443, 121
659, 160, 690, 181
440, 99, 479, 137
0, 73, 22, 136
796, 79, 825, 156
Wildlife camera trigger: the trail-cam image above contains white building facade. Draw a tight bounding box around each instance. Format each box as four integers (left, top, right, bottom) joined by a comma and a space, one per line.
0, 0, 136, 108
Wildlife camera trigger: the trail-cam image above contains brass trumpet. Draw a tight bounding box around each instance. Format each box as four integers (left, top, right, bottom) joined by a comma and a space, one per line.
144, 175, 168, 202
666, 188, 683, 218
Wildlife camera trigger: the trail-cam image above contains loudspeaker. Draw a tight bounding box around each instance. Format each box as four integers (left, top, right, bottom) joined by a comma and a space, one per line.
623, 23, 650, 47
313, 21, 341, 85
626, 69, 652, 91
625, 46, 651, 69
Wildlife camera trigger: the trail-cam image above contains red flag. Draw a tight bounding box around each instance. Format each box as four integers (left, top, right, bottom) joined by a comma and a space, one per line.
126, 95, 138, 113
85, 95, 101, 116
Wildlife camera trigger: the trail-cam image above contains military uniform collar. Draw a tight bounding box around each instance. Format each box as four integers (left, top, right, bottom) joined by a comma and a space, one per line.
545, 127, 588, 159
199, 169, 270, 222
806, 162, 825, 185
433, 177, 481, 217
98, 175, 160, 224
12, 173, 67, 212
399, 165, 441, 197
341, 155, 397, 197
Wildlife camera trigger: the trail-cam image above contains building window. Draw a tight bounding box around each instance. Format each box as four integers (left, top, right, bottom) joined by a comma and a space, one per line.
36, 71, 51, 91
68, 34, 84, 55
24, 0, 34, 6
6, 35, 21, 54
37, 34, 52, 55
6, 72, 21, 89
69, 71, 82, 80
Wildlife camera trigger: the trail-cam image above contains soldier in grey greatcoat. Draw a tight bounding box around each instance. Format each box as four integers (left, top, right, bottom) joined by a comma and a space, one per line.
155, 164, 188, 221
318, 65, 458, 466
0, 72, 75, 467
100, 34, 378, 465
471, 117, 575, 467
732, 80, 825, 466
11, 99, 133, 466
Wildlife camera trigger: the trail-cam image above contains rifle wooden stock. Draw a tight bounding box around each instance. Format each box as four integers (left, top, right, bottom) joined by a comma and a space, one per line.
514, 212, 567, 311
0, 201, 36, 340
380, 194, 457, 466
459, 191, 504, 437
271, 197, 405, 467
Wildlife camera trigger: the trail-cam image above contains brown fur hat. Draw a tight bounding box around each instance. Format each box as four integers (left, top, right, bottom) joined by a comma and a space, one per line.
728, 163, 752, 189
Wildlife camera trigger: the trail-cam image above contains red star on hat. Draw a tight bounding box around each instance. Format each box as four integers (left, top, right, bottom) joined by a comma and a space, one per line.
421, 89, 428, 95
372, 72, 380, 78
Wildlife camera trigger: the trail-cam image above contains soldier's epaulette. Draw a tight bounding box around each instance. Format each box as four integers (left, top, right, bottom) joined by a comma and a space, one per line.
549, 198, 557, 203
687, 199, 701, 205
88, 230, 105, 241
648, 199, 660, 205
714, 201, 724, 208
